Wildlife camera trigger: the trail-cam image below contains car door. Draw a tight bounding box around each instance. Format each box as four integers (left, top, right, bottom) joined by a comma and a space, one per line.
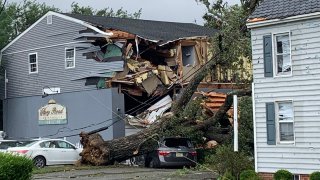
39, 141, 62, 165
56, 140, 79, 164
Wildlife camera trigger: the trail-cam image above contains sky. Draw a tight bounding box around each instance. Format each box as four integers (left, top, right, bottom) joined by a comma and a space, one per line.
7, 0, 240, 25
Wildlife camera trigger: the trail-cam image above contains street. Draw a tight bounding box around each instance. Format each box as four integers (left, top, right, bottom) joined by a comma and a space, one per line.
33, 166, 217, 180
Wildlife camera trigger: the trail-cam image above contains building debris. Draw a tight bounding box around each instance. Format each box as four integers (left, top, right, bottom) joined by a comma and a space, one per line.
59, 14, 248, 119
198, 91, 234, 123
125, 95, 172, 127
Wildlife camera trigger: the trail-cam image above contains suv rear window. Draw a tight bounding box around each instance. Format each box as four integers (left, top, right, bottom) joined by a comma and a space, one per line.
163, 138, 192, 148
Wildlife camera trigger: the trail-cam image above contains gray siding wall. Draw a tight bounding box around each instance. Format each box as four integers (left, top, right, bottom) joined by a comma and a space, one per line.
3, 88, 124, 144
1, 15, 123, 99
112, 88, 125, 138
251, 18, 320, 174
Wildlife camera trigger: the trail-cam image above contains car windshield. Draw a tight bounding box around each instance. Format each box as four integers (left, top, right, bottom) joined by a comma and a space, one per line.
163, 138, 192, 148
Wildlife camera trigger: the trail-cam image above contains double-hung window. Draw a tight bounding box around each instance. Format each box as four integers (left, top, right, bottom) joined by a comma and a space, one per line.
276, 101, 294, 143
28, 53, 38, 73
266, 101, 295, 145
274, 33, 291, 76
65, 48, 75, 69
263, 32, 292, 77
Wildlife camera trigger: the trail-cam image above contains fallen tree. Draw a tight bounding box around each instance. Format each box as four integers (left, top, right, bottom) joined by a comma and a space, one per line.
79, 57, 251, 165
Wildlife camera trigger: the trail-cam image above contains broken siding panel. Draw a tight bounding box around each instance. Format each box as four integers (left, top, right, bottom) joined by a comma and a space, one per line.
2, 15, 123, 99
252, 17, 320, 174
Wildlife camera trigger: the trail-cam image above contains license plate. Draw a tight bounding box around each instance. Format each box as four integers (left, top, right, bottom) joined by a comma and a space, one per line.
176, 152, 183, 157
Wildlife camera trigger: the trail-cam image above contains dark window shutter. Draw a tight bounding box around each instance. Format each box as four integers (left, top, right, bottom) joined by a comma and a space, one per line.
263, 35, 273, 77
266, 102, 276, 145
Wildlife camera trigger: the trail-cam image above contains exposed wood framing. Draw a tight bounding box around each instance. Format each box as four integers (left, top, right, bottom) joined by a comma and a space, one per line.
106, 29, 135, 39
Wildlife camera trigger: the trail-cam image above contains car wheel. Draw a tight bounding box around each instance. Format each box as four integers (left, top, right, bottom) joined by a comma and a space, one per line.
149, 158, 158, 168
33, 156, 46, 168
144, 159, 149, 167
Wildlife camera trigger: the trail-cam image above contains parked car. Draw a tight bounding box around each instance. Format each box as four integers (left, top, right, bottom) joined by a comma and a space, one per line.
0, 140, 27, 153
144, 137, 197, 168
7, 139, 82, 168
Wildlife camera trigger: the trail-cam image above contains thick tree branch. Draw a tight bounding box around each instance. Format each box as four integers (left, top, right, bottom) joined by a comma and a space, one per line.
171, 57, 217, 114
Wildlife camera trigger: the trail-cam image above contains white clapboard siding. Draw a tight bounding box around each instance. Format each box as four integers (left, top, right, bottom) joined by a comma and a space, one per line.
251, 17, 320, 174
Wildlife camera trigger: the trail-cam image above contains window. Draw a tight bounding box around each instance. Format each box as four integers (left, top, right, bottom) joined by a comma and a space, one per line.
47, 15, 52, 24
65, 48, 75, 68
274, 33, 291, 76
39, 141, 50, 148
276, 101, 294, 143
28, 53, 38, 73
57, 141, 75, 149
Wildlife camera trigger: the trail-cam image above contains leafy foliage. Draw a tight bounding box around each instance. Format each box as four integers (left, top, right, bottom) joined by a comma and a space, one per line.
71, 2, 141, 18
274, 169, 293, 180
0, 0, 58, 49
0, 152, 33, 180
240, 170, 260, 180
162, 98, 205, 147
205, 145, 253, 178
219, 170, 236, 180
238, 96, 254, 156
195, 0, 264, 83
310, 171, 320, 180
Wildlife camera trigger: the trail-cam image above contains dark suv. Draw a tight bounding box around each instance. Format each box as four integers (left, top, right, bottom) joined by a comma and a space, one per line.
144, 137, 197, 168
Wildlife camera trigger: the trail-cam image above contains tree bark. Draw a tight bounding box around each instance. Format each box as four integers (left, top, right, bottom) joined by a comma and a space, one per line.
171, 57, 217, 114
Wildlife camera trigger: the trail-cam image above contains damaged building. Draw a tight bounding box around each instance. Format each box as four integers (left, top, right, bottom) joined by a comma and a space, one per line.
0, 11, 217, 143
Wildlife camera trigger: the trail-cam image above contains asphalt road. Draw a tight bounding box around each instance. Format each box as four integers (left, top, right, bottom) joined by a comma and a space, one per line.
33, 167, 217, 180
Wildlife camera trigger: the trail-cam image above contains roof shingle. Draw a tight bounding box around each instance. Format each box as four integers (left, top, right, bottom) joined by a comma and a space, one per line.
249, 0, 320, 21
63, 13, 217, 44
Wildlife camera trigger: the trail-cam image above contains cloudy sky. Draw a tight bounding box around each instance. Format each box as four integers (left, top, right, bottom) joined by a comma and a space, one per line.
7, 0, 240, 25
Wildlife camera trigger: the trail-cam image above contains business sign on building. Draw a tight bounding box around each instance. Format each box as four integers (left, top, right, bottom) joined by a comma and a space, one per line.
38, 99, 67, 125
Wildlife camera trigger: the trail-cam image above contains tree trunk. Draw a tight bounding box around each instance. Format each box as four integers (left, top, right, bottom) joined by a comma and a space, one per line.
79, 56, 251, 166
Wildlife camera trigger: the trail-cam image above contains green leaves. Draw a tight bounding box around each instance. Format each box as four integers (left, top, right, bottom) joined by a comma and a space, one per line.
0, 152, 34, 180
198, 0, 259, 83
71, 2, 141, 19
0, 0, 58, 49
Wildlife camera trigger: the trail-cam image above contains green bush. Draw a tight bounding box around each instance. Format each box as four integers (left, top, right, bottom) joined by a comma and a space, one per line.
0, 152, 33, 180
219, 170, 236, 180
274, 169, 292, 180
310, 171, 320, 180
205, 145, 253, 178
240, 170, 260, 180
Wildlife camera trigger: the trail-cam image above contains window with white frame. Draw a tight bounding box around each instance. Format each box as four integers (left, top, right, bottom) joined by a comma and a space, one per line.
28, 53, 38, 73
274, 33, 291, 76
65, 48, 75, 68
276, 101, 294, 143
47, 15, 52, 24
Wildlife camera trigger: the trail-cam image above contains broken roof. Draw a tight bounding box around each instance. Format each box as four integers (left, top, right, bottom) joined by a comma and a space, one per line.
249, 0, 320, 21
63, 13, 217, 44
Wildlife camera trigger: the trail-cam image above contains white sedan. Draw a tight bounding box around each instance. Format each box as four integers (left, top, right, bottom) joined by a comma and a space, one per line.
7, 139, 83, 168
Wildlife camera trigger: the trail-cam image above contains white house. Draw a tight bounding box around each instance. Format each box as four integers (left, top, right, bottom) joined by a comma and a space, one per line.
247, 0, 320, 179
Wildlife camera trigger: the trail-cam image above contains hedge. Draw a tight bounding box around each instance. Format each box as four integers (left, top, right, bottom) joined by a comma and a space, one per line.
240, 170, 260, 180
274, 169, 292, 180
0, 152, 33, 180
310, 171, 320, 180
